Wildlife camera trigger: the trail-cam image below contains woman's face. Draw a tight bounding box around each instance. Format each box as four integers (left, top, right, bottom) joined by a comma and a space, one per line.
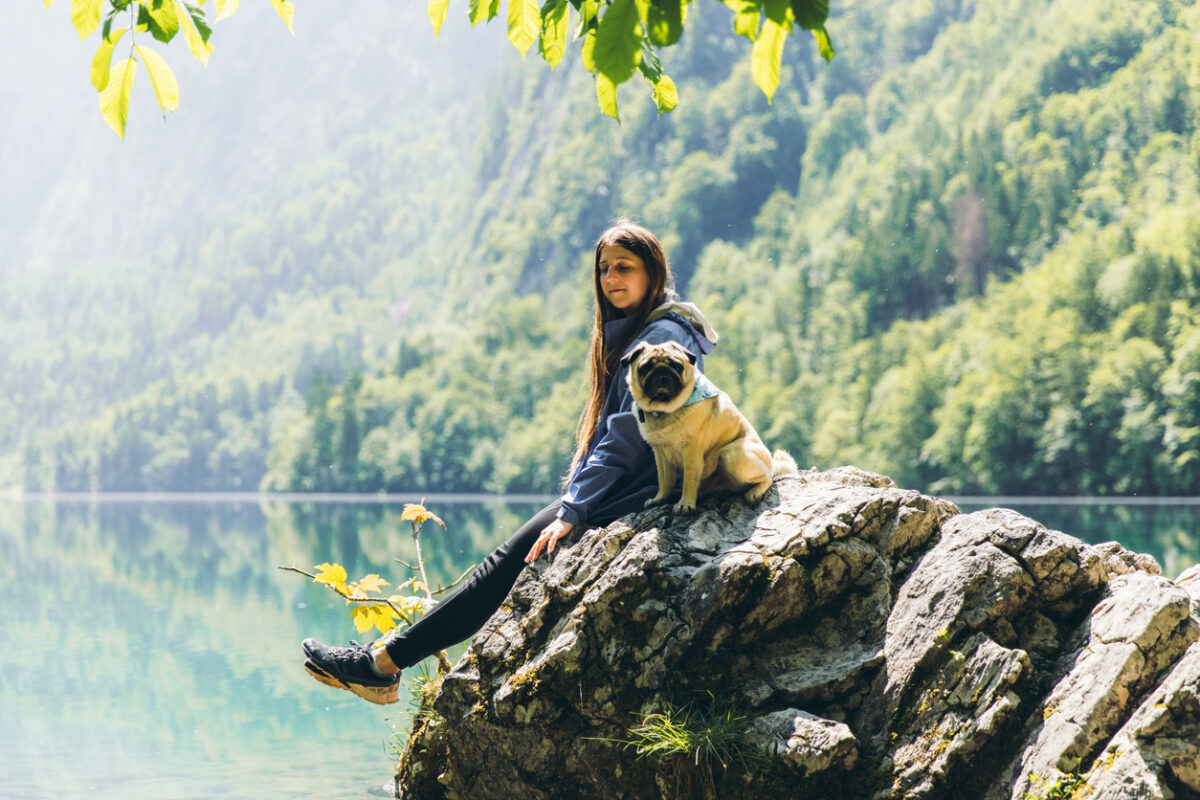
598, 245, 651, 314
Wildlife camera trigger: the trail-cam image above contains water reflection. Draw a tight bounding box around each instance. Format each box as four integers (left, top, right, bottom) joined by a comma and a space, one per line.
0, 495, 1194, 799
0, 497, 545, 800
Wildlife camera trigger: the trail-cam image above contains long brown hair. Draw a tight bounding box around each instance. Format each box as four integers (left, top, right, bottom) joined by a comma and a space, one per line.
568, 220, 672, 477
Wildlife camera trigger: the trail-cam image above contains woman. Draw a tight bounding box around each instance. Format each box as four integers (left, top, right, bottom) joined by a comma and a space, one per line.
301, 220, 718, 705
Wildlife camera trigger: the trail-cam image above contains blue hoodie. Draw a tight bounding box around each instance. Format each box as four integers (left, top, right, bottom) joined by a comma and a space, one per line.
556, 302, 718, 527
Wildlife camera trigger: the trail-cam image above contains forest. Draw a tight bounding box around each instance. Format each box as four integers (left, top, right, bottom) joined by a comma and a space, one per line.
5, 0, 1198, 497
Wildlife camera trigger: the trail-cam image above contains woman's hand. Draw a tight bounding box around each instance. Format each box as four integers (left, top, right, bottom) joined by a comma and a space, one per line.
525, 519, 575, 563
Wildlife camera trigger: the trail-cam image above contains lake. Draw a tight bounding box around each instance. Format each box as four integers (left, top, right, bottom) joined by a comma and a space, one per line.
1, 493, 1197, 799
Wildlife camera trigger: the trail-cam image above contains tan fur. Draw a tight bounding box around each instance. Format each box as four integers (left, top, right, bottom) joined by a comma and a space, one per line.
628, 341, 798, 514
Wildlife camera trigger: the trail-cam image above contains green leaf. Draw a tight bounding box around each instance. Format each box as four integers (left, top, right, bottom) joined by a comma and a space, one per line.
646, 0, 683, 46
636, 39, 662, 83
789, 0, 827, 30
507, 0, 540, 57
573, 0, 598, 38
90, 28, 127, 91
98, 56, 136, 138
215, 0, 239, 20
142, 0, 180, 44
763, 0, 791, 27
594, 0, 642, 85
652, 74, 678, 114
538, 0, 569, 69
596, 72, 619, 120
70, 0, 103, 41
269, 0, 295, 35
812, 25, 835, 60
186, 3, 212, 41
134, 44, 180, 114
428, 0, 450, 36
469, 0, 501, 27
751, 16, 787, 103
175, 0, 213, 63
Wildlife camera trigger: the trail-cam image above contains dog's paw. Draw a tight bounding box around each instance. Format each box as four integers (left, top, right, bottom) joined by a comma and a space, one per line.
743, 480, 773, 505
644, 497, 668, 509
672, 500, 697, 515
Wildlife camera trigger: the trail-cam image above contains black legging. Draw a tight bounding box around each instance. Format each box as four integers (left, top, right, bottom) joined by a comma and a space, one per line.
381, 500, 612, 669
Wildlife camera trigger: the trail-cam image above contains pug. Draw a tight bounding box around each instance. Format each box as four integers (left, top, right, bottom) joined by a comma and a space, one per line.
627, 340, 798, 514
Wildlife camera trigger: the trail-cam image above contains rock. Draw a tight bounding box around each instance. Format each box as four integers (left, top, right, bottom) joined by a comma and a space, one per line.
394, 469, 1200, 800
743, 708, 858, 776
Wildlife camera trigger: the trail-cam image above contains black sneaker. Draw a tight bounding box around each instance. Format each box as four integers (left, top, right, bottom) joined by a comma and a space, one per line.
302, 638, 400, 706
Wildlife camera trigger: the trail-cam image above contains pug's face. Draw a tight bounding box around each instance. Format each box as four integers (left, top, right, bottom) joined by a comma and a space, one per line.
627, 341, 698, 410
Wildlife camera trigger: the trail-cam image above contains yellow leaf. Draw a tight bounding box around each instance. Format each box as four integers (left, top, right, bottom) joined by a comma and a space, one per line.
98, 56, 136, 139
401, 503, 445, 528
90, 28, 127, 91
411, 580, 429, 595
652, 74, 678, 114
751, 16, 788, 103
428, 0, 450, 36
134, 45, 180, 114
350, 605, 375, 634
215, 0, 240, 21
356, 574, 390, 594
313, 563, 350, 595
313, 562, 348, 584
44, 0, 56, 9
71, 0, 103, 41
596, 73, 619, 120
175, 0, 214, 64
375, 611, 399, 634
269, 0, 295, 35
507, 0, 539, 58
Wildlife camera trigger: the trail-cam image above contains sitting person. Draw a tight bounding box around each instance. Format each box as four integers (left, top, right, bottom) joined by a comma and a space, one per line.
300, 220, 717, 704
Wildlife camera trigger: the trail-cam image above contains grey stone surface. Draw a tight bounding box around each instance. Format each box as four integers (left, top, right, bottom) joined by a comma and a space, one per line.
394, 469, 1200, 800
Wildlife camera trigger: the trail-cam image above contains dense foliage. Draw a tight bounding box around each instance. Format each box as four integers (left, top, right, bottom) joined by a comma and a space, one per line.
11, 0, 1200, 496
59, 0, 833, 136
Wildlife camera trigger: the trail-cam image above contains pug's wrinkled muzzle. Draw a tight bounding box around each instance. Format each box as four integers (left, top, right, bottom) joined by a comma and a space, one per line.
643, 364, 684, 401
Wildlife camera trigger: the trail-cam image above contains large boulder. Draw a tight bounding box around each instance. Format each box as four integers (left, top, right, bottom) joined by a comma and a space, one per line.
395, 468, 1199, 800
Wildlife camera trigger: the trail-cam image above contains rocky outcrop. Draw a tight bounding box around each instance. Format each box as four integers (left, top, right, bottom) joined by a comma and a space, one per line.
395, 468, 1200, 800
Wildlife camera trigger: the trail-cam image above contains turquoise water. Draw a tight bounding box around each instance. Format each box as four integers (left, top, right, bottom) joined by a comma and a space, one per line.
0, 498, 546, 800
1, 495, 1196, 799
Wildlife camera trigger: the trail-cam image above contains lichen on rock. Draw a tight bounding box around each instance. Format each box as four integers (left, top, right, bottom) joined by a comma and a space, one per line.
395, 468, 1199, 800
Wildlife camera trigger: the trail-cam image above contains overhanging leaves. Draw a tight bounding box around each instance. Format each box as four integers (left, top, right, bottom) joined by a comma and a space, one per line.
134, 44, 180, 115
646, 0, 683, 46
70, 0, 103, 41
90, 27, 126, 91
539, 0, 570, 69
428, 0, 451, 36
594, 0, 642, 85
751, 16, 788, 103
98, 56, 136, 138
789, 0, 828, 30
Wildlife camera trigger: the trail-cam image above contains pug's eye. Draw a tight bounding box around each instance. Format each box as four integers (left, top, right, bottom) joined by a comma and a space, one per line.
637, 362, 655, 378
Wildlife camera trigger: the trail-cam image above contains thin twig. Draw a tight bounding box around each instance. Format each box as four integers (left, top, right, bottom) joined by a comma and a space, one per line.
431, 566, 473, 597
277, 565, 403, 616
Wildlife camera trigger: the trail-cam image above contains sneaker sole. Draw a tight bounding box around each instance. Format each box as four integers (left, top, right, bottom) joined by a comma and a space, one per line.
304, 660, 399, 706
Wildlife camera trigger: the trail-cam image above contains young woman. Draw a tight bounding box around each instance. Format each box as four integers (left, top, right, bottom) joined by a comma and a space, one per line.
301, 220, 718, 705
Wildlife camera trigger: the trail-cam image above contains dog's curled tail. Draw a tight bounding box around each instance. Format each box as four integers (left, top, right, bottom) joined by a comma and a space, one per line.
772, 449, 799, 477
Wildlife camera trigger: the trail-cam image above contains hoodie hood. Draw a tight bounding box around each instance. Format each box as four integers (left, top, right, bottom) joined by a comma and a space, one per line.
646, 301, 719, 353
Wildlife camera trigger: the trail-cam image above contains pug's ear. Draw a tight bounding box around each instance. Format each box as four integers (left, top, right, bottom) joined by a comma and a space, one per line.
622, 341, 652, 366
672, 343, 698, 365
